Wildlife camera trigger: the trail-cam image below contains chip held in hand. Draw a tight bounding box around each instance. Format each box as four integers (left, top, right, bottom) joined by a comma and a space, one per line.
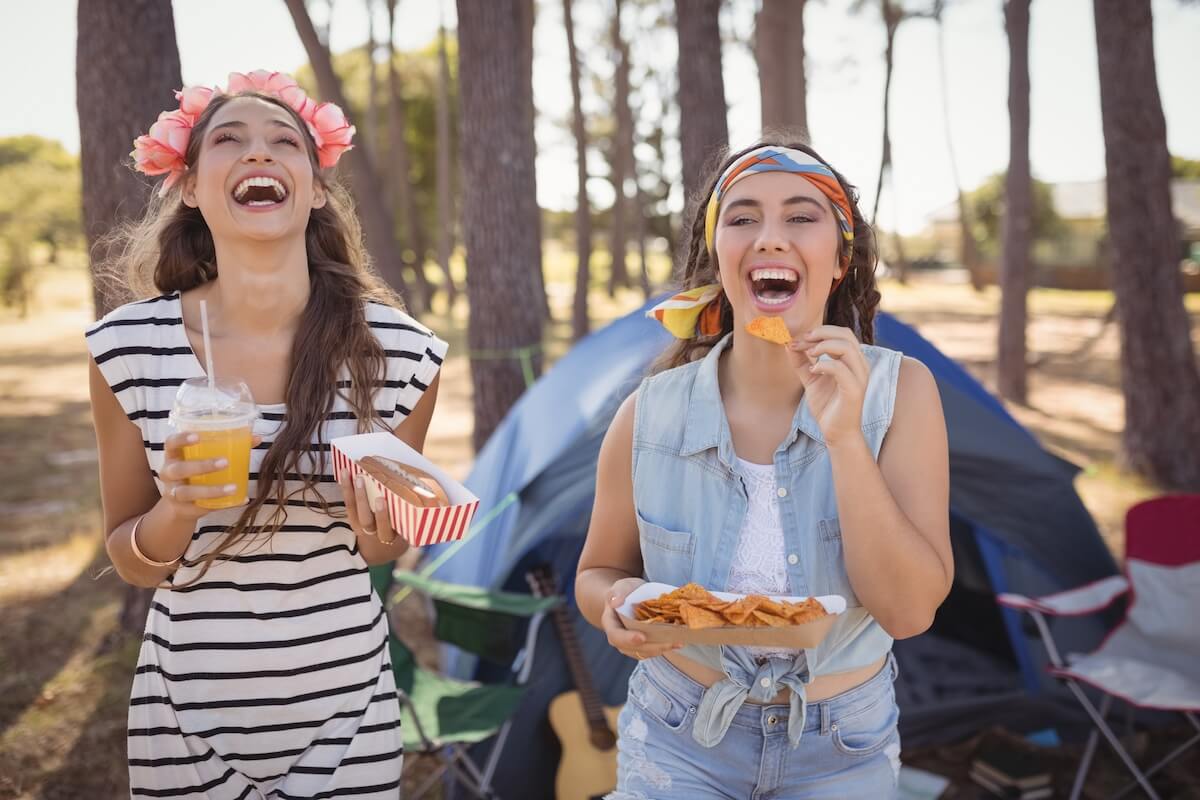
746, 316, 793, 345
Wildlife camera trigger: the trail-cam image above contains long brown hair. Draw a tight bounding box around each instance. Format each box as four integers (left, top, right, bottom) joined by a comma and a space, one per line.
654, 137, 880, 373
102, 92, 400, 583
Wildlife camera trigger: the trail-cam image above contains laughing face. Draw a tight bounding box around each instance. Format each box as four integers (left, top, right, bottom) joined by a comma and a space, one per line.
182, 95, 326, 244
712, 170, 844, 339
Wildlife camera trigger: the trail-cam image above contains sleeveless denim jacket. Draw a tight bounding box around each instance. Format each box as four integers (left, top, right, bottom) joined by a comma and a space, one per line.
631, 333, 902, 747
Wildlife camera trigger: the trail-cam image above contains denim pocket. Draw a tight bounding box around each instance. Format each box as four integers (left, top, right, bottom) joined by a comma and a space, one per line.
636, 512, 695, 587
627, 665, 694, 733
831, 688, 899, 757
818, 517, 859, 606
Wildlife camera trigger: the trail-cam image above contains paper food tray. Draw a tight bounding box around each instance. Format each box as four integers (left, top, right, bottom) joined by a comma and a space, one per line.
331, 432, 479, 547
617, 582, 846, 648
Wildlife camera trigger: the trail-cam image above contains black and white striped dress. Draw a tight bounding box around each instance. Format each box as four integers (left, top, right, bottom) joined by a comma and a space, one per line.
86, 291, 447, 799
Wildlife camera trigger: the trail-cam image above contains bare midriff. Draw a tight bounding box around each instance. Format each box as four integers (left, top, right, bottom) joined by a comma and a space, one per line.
663, 651, 888, 704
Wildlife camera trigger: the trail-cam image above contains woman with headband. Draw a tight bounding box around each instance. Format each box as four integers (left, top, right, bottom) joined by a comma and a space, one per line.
577, 141, 952, 797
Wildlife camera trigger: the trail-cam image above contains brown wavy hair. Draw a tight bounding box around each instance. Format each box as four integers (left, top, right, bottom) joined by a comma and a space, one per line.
653, 137, 880, 373
101, 92, 400, 585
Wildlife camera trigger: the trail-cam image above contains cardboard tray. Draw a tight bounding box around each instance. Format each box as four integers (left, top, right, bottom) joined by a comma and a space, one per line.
617, 582, 846, 648
331, 432, 479, 547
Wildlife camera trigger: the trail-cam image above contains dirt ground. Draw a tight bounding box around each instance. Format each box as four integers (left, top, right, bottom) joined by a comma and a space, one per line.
0, 264, 1196, 798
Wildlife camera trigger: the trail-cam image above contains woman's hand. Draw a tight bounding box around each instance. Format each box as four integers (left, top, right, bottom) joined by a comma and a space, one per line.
339, 472, 400, 544
600, 576, 682, 661
789, 325, 871, 447
157, 431, 257, 522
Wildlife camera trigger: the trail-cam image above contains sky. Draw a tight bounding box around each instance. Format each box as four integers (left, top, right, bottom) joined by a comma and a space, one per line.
3, 0, 1198, 234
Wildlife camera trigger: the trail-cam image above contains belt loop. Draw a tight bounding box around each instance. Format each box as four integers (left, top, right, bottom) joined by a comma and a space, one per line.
819, 701, 831, 735
889, 651, 900, 682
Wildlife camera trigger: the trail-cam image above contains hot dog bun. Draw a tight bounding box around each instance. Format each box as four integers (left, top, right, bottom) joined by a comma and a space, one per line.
358, 456, 450, 508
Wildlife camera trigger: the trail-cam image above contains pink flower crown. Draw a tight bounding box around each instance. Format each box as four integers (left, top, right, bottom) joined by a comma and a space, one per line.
131, 70, 356, 196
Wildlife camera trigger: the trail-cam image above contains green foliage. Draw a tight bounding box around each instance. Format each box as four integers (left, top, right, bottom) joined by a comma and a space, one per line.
0, 136, 82, 312
1171, 155, 1200, 179
964, 172, 1062, 258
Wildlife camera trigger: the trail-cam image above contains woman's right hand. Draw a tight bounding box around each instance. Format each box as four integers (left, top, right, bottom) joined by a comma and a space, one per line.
601, 576, 682, 661
157, 431, 247, 522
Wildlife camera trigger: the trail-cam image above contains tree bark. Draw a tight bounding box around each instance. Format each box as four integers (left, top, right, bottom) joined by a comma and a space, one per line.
608, 0, 634, 296
457, 0, 545, 451
435, 12, 457, 304
675, 0, 729, 207
998, 0, 1032, 405
1094, 0, 1200, 489
755, 0, 808, 138
283, 0, 414, 303
386, 0, 444, 310
870, 0, 909, 284
364, 0, 379, 161
76, 0, 182, 634
518, 0, 550, 320
564, 0, 592, 340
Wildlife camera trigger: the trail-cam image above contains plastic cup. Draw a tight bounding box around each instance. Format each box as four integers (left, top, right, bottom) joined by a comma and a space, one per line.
169, 377, 258, 510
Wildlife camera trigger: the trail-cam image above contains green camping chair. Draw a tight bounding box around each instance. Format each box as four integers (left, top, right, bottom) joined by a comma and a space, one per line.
369, 564, 560, 800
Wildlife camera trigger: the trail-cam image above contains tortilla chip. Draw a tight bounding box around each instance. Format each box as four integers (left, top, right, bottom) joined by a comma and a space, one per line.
746, 316, 792, 345
631, 584, 829, 629
679, 602, 728, 629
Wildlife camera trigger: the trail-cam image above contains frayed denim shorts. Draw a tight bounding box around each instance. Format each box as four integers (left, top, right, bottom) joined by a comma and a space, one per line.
607, 653, 901, 800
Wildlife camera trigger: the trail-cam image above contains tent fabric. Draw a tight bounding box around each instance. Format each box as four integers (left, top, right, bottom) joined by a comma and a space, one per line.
425, 299, 1119, 798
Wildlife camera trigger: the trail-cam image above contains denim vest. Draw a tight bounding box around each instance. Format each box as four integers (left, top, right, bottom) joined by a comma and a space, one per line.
631, 333, 902, 747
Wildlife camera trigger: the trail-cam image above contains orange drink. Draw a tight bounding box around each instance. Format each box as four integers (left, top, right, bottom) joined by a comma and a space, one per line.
170, 377, 258, 511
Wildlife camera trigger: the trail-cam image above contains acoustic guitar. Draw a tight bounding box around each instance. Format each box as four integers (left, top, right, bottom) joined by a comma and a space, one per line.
527, 565, 623, 800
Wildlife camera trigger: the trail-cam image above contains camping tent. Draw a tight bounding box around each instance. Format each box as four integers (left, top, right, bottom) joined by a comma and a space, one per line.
425, 300, 1119, 797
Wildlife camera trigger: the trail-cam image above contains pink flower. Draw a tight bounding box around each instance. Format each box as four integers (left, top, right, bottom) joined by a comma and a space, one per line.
277, 84, 317, 119
131, 109, 194, 194
174, 85, 216, 117
305, 101, 356, 169
226, 70, 298, 96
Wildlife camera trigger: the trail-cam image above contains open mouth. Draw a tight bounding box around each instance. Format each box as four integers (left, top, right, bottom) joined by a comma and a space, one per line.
232, 176, 289, 207
749, 266, 801, 305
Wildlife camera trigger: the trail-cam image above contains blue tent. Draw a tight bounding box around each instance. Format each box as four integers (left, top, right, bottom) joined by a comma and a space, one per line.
426, 300, 1118, 797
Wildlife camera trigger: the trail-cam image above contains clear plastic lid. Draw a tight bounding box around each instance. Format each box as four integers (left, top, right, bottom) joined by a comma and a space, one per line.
169, 377, 258, 430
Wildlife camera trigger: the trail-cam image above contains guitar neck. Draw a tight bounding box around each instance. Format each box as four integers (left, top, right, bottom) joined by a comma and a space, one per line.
550, 603, 609, 726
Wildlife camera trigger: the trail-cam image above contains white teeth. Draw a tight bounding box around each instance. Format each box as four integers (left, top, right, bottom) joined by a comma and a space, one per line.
233, 176, 287, 202
750, 267, 799, 282
757, 296, 792, 305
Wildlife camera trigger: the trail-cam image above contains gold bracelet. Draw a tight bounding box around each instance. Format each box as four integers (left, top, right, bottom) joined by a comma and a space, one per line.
129, 513, 183, 568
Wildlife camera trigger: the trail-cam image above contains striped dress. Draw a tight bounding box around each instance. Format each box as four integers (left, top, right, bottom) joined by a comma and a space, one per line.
86, 292, 447, 800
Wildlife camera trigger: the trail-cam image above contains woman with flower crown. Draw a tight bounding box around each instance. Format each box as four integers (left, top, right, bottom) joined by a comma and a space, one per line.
86, 70, 442, 797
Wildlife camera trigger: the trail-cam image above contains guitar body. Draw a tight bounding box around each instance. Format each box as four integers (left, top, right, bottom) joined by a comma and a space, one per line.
548, 690, 623, 800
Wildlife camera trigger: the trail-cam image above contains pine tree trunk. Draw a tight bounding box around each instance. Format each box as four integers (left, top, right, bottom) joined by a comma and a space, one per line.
607, 0, 634, 297
756, 0, 808, 138
998, 0, 1031, 404
283, 0, 414, 304
1094, 0, 1200, 489
457, 0, 545, 451
435, 14, 457, 304
364, 1, 379, 161
675, 0, 729, 206
565, 0, 592, 340
77, 0, 182, 635
519, 0, 550, 321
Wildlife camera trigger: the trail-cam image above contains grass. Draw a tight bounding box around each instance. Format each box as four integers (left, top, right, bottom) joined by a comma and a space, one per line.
0, 256, 1197, 797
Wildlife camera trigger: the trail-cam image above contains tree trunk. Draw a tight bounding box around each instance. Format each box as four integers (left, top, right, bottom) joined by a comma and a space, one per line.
675, 0, 729, 207
364, 0, 379, 161
1094, 0, 1200, 489
998, 0, 1032, 405
76, 0, 182, 634
564, 0, 592, 340
607, 0, 634, 296
435, 12, 457, 304
871, 1, 909, 284
387, 0, 443, 310
283, 0, 414, 304
755, 0, 808, 138
518, 0, 550, 321
457, 0, 545, 451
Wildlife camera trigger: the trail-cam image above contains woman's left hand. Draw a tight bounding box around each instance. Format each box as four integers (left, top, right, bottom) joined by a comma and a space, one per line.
339, 472, 400, 545
788, 325, 871, 447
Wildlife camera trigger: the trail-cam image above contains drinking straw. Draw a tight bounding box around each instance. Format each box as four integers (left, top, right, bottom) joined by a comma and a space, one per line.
200, 300, 216, 393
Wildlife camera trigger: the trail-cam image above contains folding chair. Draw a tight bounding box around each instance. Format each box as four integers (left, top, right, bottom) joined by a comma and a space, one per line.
372, 566, 559, 800
997, 494, 1200, 800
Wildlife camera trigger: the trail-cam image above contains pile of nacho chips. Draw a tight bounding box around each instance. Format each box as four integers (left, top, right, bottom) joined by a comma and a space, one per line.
633, 583, 827, 629
746, 316, 793, 345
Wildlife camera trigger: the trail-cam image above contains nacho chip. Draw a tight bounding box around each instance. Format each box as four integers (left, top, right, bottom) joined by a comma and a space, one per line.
679, 602, 728, 629
746, 316, 792, 345
632, 584, 829, 629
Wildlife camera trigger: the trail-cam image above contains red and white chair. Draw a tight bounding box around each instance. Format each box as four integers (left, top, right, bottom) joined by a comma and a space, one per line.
998, 494, 1200, 800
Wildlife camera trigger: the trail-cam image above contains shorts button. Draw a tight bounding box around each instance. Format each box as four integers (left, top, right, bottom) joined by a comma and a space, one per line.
768, 715, 779, 726
760, 677, 772, 688
787, 554, 799, 565
777, 487, 788, 498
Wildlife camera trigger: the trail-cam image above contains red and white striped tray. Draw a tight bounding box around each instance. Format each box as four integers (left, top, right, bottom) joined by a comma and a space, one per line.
331, 432, 479, 547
